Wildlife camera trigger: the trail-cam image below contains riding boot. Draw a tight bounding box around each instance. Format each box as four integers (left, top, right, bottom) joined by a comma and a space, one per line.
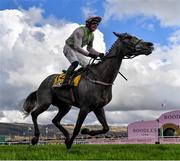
61, 61, 79, 87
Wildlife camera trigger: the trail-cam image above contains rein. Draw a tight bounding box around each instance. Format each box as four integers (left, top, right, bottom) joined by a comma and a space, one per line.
87, 54, 128, 86
86, 76, 113, 86
95, 54, 129, 81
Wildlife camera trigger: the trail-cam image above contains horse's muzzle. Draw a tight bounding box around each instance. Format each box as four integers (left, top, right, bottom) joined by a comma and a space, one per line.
144, 42, 154, 55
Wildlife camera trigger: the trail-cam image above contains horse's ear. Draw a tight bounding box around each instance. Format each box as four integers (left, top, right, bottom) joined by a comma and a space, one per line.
113, 32, 121, 37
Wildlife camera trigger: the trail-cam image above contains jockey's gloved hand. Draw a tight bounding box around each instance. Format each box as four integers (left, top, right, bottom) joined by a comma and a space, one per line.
88, 53, 98, 59
99, 53, 105, 59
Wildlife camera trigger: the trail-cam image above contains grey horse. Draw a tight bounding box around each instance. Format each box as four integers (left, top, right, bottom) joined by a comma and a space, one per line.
23, 32, 154, 149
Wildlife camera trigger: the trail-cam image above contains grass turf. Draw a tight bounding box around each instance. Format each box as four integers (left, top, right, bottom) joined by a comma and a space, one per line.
0, 144, 180, 160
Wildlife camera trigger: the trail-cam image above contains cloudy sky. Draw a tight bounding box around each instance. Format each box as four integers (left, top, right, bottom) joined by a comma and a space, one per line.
0, 0, 180, 126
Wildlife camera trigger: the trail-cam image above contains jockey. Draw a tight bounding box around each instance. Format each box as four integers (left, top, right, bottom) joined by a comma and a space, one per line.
62, 16, 104, 86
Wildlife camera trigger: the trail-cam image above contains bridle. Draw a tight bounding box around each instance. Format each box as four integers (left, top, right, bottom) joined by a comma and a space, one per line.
100, 37, 143, 60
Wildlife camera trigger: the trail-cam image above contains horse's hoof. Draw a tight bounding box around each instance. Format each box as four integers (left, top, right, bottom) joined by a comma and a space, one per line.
66, 143, 72, 150
31, 136, 39, 145
65, 140, 72, 149
81, 128, 89, 134
64, 137, 70, 144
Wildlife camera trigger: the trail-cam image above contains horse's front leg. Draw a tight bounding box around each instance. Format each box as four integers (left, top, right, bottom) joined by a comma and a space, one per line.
65, 107, 89, 149
81, 108, 109, 136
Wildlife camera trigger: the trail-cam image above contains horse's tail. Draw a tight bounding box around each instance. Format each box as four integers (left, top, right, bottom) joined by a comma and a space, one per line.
23, 91, 37, 118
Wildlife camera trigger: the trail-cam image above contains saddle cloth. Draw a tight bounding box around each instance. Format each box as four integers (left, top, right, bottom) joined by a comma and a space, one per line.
52, 73, 81, 87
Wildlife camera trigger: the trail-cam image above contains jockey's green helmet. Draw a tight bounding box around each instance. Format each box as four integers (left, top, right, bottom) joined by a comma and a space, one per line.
85, 16, 102, 27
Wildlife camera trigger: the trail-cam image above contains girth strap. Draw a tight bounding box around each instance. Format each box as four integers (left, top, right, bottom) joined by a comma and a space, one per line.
70, 88, 75, 103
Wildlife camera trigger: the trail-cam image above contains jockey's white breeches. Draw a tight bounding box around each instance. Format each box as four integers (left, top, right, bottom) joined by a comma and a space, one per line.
63, 44, 88, 67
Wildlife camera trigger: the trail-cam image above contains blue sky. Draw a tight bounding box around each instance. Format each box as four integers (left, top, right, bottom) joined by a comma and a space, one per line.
0, 0, 176, 49
0, 0, 180, 125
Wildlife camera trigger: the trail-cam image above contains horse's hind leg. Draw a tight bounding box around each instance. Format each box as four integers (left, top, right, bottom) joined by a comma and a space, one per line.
31, 103, 50, 145
52, 104, 71, 143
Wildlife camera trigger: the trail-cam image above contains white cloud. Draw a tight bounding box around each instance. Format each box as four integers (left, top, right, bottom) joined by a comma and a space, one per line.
168, 29, 180, 45
22, 7, 44, 26
0, 109, 97, 125
0, 109, 170, 127
146, 24, 155, 32
104, 0, 180, 27
82, 6, 97, 19
105, 110, 166, 126
81, 1, 97, 19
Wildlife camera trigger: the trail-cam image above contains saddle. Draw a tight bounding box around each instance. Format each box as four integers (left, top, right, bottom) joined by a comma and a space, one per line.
52, 65, 88, 88
52, 72, 81, 88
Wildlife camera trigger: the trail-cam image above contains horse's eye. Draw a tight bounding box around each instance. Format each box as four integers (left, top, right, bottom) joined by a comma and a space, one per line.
131, 38, 139, 43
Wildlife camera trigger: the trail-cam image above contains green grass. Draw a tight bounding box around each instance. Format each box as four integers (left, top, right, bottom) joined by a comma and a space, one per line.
0, 144, 180, 160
